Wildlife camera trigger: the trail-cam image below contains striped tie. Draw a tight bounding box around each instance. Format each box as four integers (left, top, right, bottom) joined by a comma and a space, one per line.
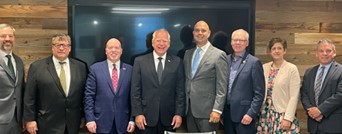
314, 66, 325, 106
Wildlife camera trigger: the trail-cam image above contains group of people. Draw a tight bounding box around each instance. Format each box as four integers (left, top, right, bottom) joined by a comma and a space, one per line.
1, 19, 342, 134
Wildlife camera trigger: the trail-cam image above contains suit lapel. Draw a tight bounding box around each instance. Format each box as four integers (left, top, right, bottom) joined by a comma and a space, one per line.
46, 57, 66, 97
309, 65, 319, 101
235, 53, 249, 77
116, 63, 128, 94
0, 58, 16, 81
102, 61, 115, 95
320, 61, 337, 96
194, 45, 213, 78
147, 53, 159, 84
187, 48, 196, 79
161, 55, 173, 83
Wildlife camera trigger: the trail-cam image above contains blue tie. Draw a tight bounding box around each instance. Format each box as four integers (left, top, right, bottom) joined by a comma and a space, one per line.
192, 48, 202, 77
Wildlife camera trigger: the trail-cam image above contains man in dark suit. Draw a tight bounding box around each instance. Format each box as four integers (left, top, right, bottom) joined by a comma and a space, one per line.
131, 29, 185, 134
0, 24, 25, 134
183, 20, 228, 132
301, 38, 342, 134
223, 29, 265, 134
24, 33, 87, 134
84, 38, 135, 134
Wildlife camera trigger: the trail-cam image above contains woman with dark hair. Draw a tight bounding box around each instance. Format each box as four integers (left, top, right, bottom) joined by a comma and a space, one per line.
257, 37, 300, 133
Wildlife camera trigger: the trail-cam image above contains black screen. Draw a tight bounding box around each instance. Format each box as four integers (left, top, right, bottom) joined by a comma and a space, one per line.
68, 0, 255, 66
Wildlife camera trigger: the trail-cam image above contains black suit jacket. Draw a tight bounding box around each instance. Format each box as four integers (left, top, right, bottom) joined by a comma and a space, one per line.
131, 53, 185, 127
23, 56, 87, 134
301, 61, 342, 133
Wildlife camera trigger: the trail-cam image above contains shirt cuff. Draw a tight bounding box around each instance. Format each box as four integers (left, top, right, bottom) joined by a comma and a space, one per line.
129, 121, 135, 125
86, 121, 96, 126
213, 109, 222, 114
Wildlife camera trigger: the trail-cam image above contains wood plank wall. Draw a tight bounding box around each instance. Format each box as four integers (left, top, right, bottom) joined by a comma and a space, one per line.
1, 0, 342, 133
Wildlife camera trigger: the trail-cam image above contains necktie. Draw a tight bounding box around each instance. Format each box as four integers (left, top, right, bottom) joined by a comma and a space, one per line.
314, 66, 325, 106
157, 57, 163, 83
192, 48, 202, 78
59, 62, 67, 94
5, 55, 15, 78
112, 64, 118, 93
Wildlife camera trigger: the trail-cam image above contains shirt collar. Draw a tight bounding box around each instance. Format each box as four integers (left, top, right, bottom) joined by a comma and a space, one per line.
153, 51, 167, 60
107, 59, 120, 69
196, 41, 211, 53
52, 56, 69, 65
0, 50, 13, 58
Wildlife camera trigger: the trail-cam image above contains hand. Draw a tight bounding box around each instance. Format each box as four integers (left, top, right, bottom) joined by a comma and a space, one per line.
240, 114, 253, 125
127, 122, 135, 133
314, 115, 323, 122
171, 115, 182, 129
135, 115, 147, 130
22, 123, 27, 132
209, 111, 221, 123
280, 119, 291, 132
26, 121, 38, 134
86, 122, 96, 133
307, 107, 321, 119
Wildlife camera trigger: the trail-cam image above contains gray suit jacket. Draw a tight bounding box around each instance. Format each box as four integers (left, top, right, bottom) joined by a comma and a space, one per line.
184, 44, 228, 118
301, 61, 342, 133
0, 54, 24, 124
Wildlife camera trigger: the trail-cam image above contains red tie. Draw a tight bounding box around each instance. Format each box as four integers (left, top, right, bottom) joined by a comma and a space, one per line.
112, 64, 118, 93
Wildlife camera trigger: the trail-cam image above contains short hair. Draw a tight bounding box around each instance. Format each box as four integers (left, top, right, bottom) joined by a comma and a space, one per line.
317, 38, 335, 51
268, 37, 287, 50
0, 23, 16, 33
51, 33, 71, 45
231, 29, 249, 41
152, 29, 170, 41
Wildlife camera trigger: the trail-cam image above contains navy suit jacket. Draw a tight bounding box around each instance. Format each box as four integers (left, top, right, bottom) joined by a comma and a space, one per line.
301, 61, 342, 133
84, 60, 133, 133
131, 53, 185, 127
226, 53, 265, 122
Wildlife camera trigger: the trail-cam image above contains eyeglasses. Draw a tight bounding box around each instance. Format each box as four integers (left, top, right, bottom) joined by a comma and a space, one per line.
232, 39, 247, 42
0, 34, 14, 39
52, 44, 71, 48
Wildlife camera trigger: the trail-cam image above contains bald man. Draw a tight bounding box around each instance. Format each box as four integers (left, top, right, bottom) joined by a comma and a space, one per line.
183, 20, 228, 132
84, 38, 135, 134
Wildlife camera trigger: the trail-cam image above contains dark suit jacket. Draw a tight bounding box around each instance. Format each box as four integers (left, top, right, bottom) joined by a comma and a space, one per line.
84, 60, 133, 133
131, 53, 185, 127
301, 61, 342, 133
226, 53, 265, 122
23, 56, 87, 134
0, 54, 24, 125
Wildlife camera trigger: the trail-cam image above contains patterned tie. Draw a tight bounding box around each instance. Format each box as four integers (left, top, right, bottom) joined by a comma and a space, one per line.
112, 64, 118, 93
59, 62, 67, 94
157, 57, 163, 83
314, 66, 325, 106
5, 55, 15, 78
192, 48, 202, 78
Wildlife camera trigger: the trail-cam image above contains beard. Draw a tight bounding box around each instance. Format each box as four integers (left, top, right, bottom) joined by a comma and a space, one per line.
1, 41, 13, 51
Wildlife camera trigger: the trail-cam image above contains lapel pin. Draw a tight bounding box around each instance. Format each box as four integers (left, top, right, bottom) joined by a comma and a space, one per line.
168, 60, 171, 62
123, 67, 126, 70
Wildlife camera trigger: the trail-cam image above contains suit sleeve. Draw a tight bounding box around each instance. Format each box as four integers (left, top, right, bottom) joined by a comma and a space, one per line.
213, 52, 228, 112
175, 59, 186, 116
131, 58, 143, 116
83, 66, 97, 123
300, 68, 313, 110
23, 63, 38, 122
284, 65, 301, 122
318, 67, 342, 117
247, 59, 265, 118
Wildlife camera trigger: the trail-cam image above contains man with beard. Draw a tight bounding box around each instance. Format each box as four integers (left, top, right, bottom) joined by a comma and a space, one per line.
0, 24, 25, 134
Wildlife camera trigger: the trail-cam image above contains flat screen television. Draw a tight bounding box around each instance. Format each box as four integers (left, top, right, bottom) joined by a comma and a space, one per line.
68, 0, 255, 66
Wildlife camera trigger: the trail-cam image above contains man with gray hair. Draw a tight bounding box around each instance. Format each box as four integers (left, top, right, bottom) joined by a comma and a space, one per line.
0, 24, 25, 134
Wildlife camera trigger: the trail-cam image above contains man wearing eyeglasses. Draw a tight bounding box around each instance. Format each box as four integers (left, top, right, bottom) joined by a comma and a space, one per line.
222, 29, 265, 134
24, 33, 88, 134
0, 24, 25, 134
